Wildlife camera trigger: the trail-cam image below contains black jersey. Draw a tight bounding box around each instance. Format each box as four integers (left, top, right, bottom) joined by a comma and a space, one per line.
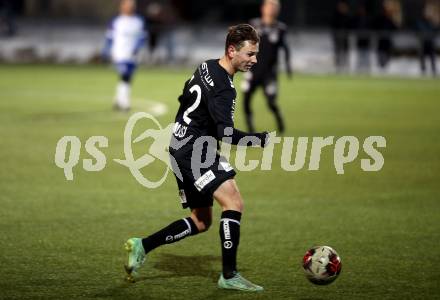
249, 18, 291, 78
171, 59, 265, 147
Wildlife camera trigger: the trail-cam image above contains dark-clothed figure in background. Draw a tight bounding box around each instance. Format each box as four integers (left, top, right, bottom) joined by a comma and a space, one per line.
241, 0, 291, 134
374, 0, 402, 69
355, 3, 372, 73
0, 0, 16, 36
332, 0, 352, 72
143, 1, 178, 65
417, 1, 439, 76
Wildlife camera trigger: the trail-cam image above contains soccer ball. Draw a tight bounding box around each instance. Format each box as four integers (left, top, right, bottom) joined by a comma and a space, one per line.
302, 246, 342, 285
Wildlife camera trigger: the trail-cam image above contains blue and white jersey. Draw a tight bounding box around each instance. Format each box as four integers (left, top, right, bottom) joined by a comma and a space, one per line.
106, 14, 147, 63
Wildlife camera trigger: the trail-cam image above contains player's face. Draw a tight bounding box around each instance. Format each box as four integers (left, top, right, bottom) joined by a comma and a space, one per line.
230, 41, 259, 73
262, 2, 280, 20
120, 0, 135, 15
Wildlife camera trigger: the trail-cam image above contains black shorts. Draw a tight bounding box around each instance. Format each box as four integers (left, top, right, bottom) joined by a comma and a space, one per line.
241, 70, 278, 96
169, 143, 236, 209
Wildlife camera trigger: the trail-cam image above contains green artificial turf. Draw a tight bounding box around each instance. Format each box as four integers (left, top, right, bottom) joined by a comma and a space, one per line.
0, 64, 439, 299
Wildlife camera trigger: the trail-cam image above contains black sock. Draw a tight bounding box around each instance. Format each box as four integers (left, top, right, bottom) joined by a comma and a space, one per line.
142, 217, 199, 254
219, 210, 242, 279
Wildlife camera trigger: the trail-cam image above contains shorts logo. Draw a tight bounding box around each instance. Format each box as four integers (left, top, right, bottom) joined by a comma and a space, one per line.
269, 30, 279, 43
265, 81, 277, 96
241, 80, 250, 92
194, 170, 216, 191
220, 161, 233, 172
223, 241, 233, 249
166, 235, 174, 242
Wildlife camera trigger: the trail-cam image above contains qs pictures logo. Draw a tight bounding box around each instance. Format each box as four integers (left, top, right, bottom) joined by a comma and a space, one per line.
54, 112, 387, 189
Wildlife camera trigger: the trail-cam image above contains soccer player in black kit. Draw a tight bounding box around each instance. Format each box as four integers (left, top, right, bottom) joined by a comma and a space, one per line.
242, 0, 291, 134
123, 24, 269, 292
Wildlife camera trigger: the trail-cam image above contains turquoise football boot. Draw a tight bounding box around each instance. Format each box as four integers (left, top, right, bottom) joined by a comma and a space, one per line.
124, 238, 145, 282
218, 272, 264, 292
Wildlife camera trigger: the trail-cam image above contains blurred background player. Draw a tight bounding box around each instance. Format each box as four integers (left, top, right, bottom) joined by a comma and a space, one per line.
354, 2, 372, 73
241, 0, 291, 134
417, 0, 439, 77
332, 0, 352, 72
0, 0, 16, 37
102, 0, 147, 111
374, 0, 402, 69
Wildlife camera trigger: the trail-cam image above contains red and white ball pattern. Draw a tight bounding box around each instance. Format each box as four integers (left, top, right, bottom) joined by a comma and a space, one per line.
302, 246, 342, 285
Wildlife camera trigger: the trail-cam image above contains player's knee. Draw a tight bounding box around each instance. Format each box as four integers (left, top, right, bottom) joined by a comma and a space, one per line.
232, 199, 244, 212
190, 214, 212, 233
214, 180, 244, 212
200, 218, 212, 232
225, 187, 244, 212
193, 218, 212, 233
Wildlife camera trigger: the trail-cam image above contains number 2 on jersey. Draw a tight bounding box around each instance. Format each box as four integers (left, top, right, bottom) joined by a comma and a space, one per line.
183, 84, 201, 124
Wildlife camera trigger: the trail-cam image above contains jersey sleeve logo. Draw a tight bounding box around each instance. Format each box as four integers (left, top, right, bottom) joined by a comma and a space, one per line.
200, 62, 214, 87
